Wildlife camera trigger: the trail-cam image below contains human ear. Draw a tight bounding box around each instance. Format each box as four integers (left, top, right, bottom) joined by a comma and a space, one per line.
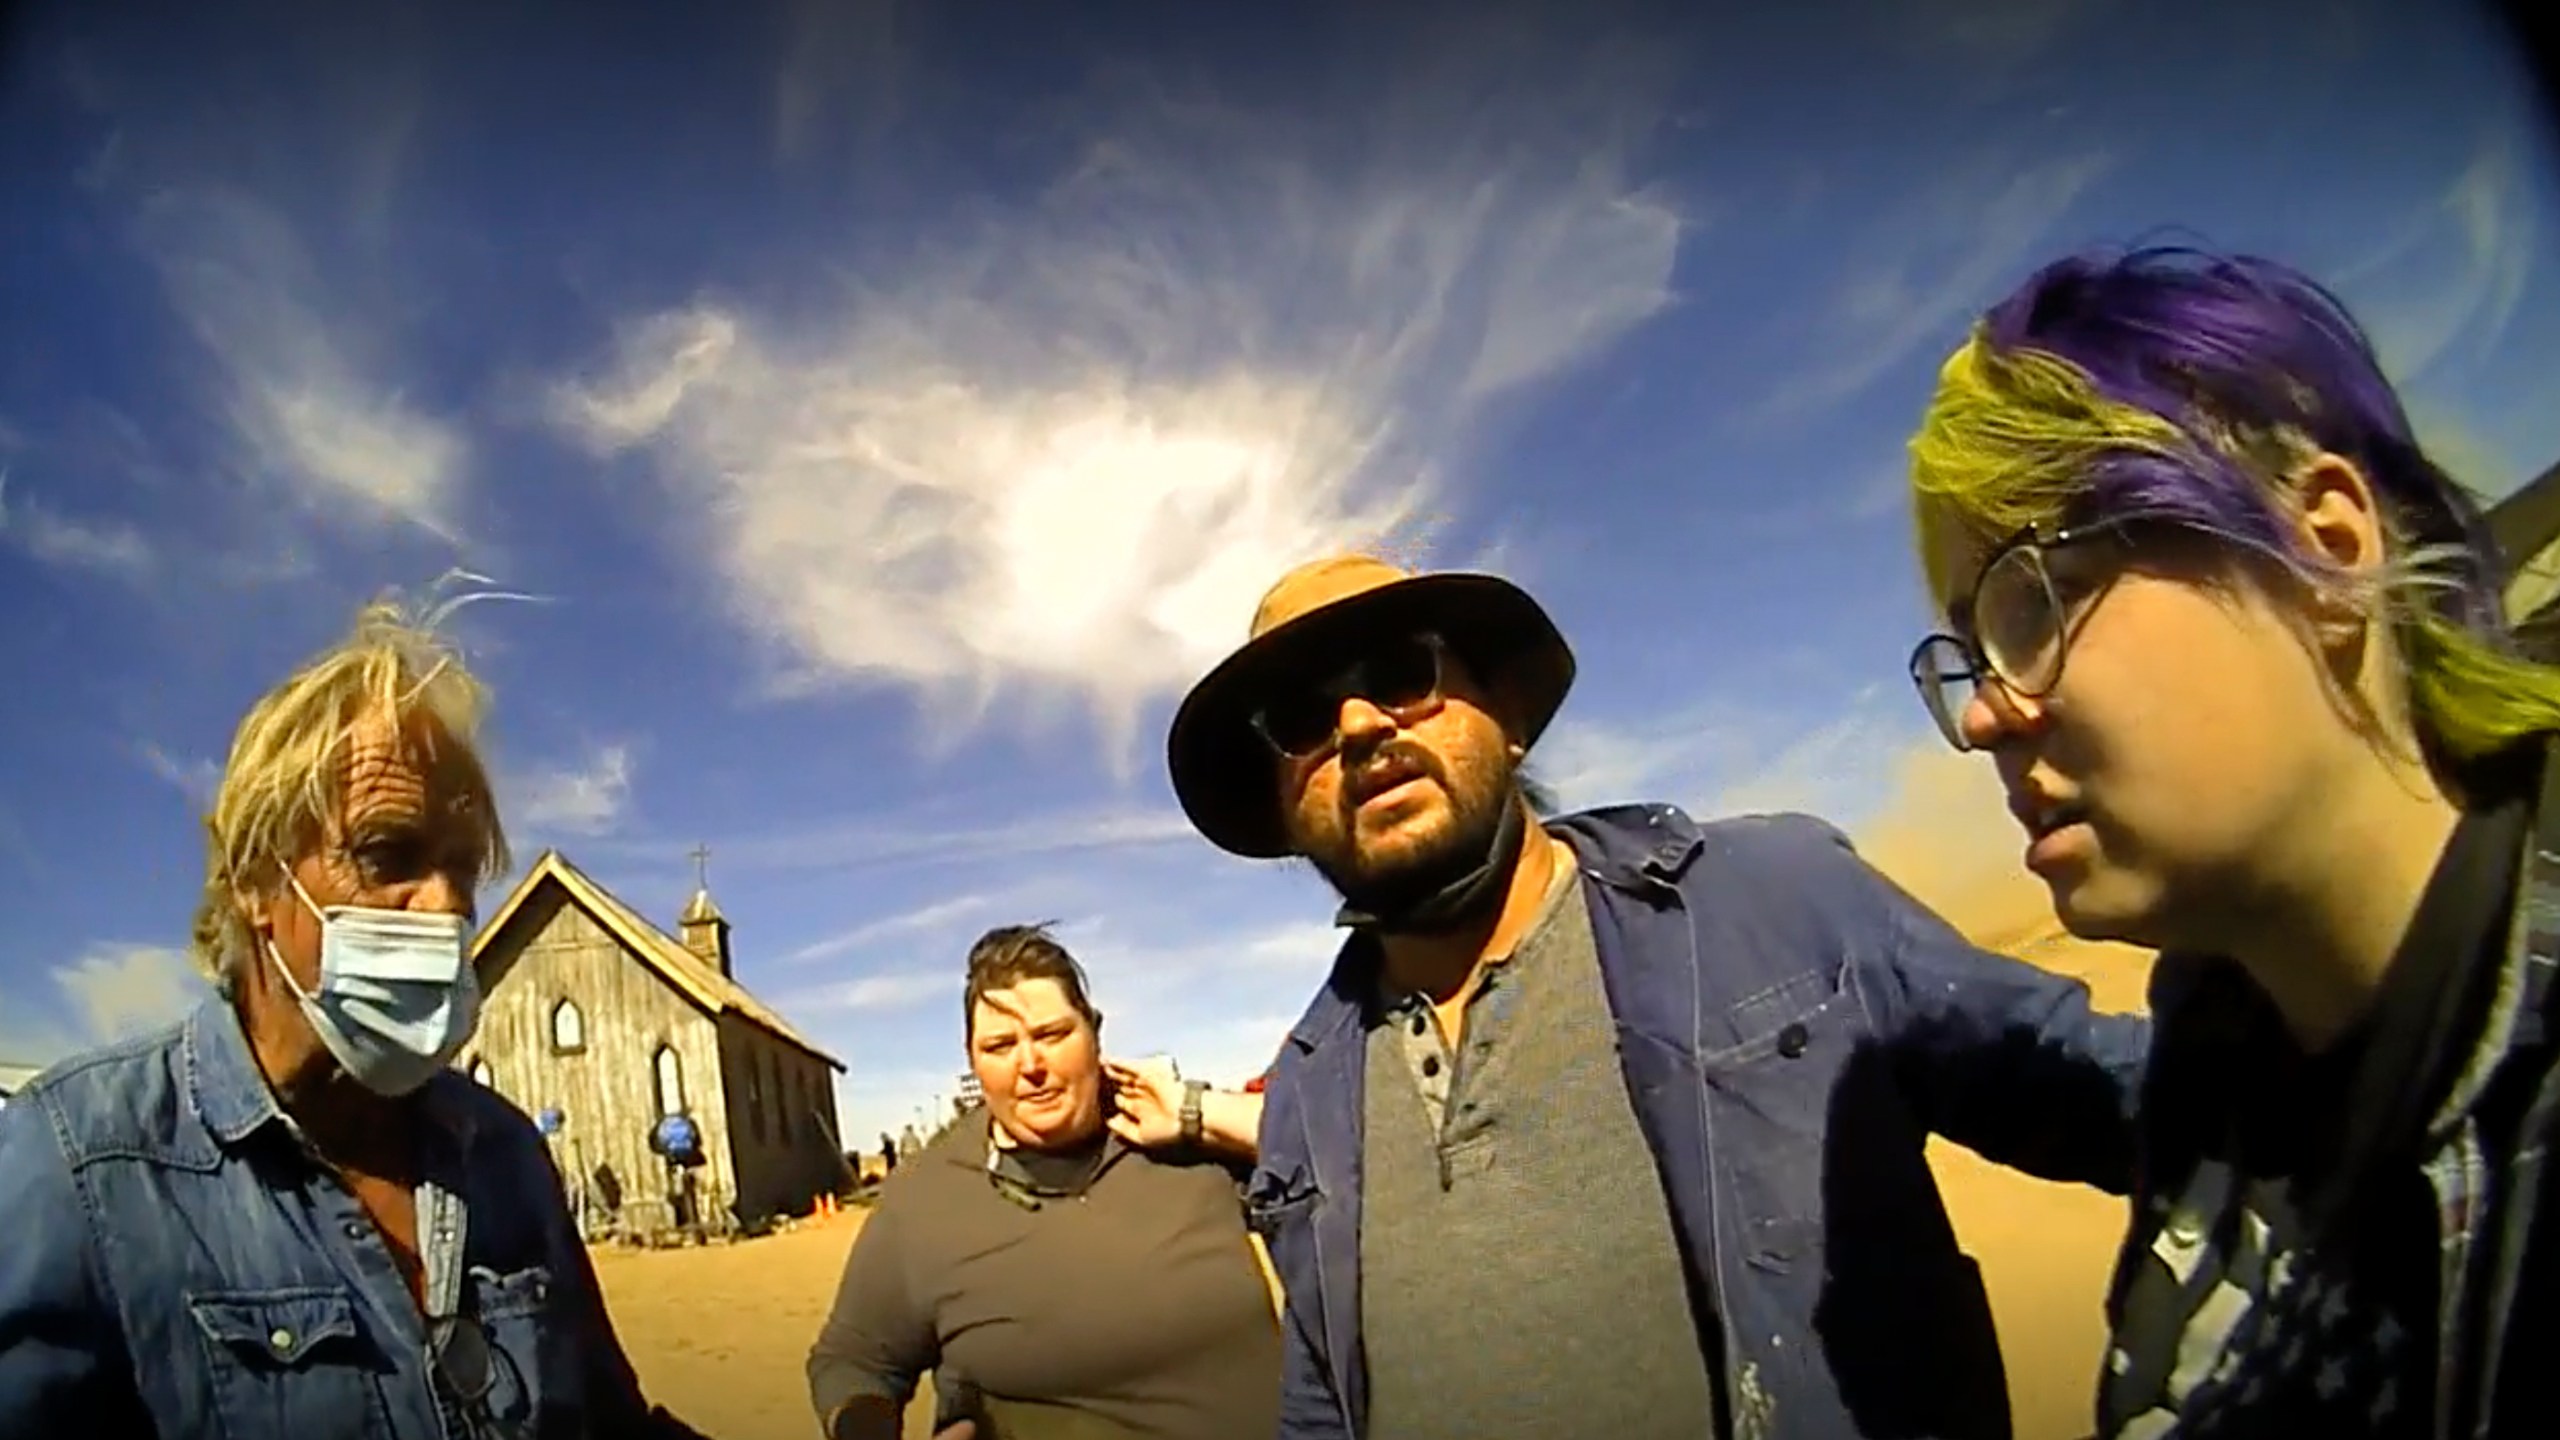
2287, 452, 2389, 580
231, 861, 278, 944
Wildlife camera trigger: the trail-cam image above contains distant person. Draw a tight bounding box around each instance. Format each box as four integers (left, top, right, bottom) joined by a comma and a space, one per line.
1902, 245, 2560, 1436
807, 925, 1274, 1440
0, 593, 703, 1437
1163, 554, 2154, 1440
899, 1122, 922, 1158
880, 1131, 899, 1175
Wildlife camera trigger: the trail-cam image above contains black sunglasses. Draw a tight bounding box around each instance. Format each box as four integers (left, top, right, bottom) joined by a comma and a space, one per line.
1248, 632, 1450, 759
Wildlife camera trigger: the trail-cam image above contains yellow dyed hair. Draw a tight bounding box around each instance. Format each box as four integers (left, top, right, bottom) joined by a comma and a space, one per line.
1907, 329, 2194, 600
1908, 324, 2560, 770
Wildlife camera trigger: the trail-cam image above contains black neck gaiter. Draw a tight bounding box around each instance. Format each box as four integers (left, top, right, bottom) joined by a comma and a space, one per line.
1333, 796, 1531, 938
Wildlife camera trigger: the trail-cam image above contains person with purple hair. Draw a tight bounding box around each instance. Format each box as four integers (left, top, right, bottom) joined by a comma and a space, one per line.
1903, 245, 2558, 1438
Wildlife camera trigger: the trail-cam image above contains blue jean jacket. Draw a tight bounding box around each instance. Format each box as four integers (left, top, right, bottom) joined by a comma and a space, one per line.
0, 998, 697, 1439
1247, 806, 2153, 1440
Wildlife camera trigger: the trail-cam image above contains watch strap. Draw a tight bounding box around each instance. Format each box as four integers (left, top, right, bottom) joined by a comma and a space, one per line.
1179, 1079, 1208, 1145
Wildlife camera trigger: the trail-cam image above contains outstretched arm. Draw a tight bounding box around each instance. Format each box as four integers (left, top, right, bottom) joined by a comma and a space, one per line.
1103, 1059, 1264, 1165
1809, 826, 2150, 1192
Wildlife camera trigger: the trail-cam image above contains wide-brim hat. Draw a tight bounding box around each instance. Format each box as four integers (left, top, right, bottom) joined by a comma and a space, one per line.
1166, 554, 1576, 859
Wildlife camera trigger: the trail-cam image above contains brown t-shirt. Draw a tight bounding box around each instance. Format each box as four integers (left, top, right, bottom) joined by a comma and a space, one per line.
807, 1118, 1281, 1440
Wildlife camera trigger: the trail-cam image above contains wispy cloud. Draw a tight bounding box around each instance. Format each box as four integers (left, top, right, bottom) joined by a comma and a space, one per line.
781, 892, 1005, 966
0, 944, 210, 1068
0, 469, 154, 580
1747, 147, 2113, 427
1699, 693, 1916, 827
54, 944, 208, 1041
553, 17, 1687, 768
136, 742, 221, 808
2339, 121, 2539, 382
1534, 679, 1923, 830
133, 187, 467, 543
781, 968, 956, 1016
508, 744, 636, 837
590, 803, 1200, 876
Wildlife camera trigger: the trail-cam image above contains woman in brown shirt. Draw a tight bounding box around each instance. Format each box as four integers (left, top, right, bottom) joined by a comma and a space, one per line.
807, 925, 1276, 1440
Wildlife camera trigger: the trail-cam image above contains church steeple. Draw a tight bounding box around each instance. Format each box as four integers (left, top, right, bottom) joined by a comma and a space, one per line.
678, 844, 733, 978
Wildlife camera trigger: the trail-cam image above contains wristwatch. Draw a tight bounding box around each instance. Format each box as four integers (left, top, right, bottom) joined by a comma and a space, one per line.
1179, 1079, 1209, 1145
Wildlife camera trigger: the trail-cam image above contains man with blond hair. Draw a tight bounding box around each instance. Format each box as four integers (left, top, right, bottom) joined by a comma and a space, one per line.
0, 592, 704, 1438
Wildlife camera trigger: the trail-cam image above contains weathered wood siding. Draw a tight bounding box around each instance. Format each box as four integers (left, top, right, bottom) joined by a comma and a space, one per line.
470, 888, 735, 1233
716, 1015, 849, 1219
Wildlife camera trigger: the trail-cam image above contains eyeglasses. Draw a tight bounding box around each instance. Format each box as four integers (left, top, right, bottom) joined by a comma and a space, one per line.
1908, 518, 2146, 751
1248, 632, 1450, 760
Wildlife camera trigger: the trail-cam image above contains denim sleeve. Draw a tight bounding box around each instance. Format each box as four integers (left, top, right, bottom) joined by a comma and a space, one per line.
1805, 820, 2151, 1193
0, 1097, 147, 1437
526, 1143, 708, 1440
564, 1235, 707, 1437
1274, 1301, 1352, 1440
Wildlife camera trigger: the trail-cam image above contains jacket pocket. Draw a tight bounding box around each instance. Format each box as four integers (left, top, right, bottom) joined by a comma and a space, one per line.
185, 1286, 386, 1440
459, 1264, 562, 1428
1243, 1176, 1320, 1240
1703, 969, 1866, 1271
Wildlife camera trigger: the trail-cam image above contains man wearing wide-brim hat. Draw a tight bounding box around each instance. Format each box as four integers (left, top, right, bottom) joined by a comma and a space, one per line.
1166, 554, 2154, 1440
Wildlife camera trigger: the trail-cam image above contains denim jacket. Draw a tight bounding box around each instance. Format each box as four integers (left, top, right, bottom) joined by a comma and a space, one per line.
1247, 806, 2153, 1440
0, 998, 698, 1439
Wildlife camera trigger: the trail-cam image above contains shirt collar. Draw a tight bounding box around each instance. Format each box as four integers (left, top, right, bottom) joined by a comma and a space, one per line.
183, 995, 478, 1153
1364, 841, 1578, 1015
2214, 751, 2536, 1196
185, 997, 288, 1146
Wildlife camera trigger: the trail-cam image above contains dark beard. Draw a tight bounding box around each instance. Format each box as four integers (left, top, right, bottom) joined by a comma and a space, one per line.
1316, 753, 1527, 935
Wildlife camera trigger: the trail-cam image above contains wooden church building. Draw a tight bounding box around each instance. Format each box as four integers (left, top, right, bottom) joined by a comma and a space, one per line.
464, 850, 847, 1236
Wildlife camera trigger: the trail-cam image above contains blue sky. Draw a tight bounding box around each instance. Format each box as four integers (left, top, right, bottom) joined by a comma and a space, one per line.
1, 0, 2555, 1145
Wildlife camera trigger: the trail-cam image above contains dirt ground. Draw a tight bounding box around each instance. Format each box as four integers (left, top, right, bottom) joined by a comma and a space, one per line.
600, 944, 2150, 1440
598, 735, 2157, 1439
597, 1144, 2127, 1440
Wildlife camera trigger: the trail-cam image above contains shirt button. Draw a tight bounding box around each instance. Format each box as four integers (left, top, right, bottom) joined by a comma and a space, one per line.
1410, 1015, 1428, 1036
268, 1328, 295, 1353
1776, 1023, 1811, 1059
343, 1221, 367, 1241
1421, 1056, 1442, 1078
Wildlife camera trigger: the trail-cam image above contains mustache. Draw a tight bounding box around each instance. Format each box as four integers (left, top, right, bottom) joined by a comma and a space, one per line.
1341, 739, 1447, 809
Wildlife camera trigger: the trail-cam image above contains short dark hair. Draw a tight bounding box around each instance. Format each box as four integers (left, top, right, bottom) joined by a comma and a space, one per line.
963, 923, 1102, 1040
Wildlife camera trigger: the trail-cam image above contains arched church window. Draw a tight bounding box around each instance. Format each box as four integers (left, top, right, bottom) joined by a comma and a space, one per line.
655, 1045, 686, 1117
551, 999, 586, 1055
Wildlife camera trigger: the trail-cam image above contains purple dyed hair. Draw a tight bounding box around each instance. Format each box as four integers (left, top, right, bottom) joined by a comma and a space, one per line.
1912, 244, 2560, 769
1980, 246, 2504, 630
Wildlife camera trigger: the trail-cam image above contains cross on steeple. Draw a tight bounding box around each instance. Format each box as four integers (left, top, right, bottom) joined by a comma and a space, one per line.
689, 843, 712, 893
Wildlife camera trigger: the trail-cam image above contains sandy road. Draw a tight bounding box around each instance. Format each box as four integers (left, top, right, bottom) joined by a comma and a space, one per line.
594, 1138, 2125, 1440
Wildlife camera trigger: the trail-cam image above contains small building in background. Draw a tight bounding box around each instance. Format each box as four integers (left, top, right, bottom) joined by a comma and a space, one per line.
466, 850, 848, 1238
2495, 457, 2560, 662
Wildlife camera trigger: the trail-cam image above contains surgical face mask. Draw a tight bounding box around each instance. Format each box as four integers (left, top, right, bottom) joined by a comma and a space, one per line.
265, 870, 480, 1097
